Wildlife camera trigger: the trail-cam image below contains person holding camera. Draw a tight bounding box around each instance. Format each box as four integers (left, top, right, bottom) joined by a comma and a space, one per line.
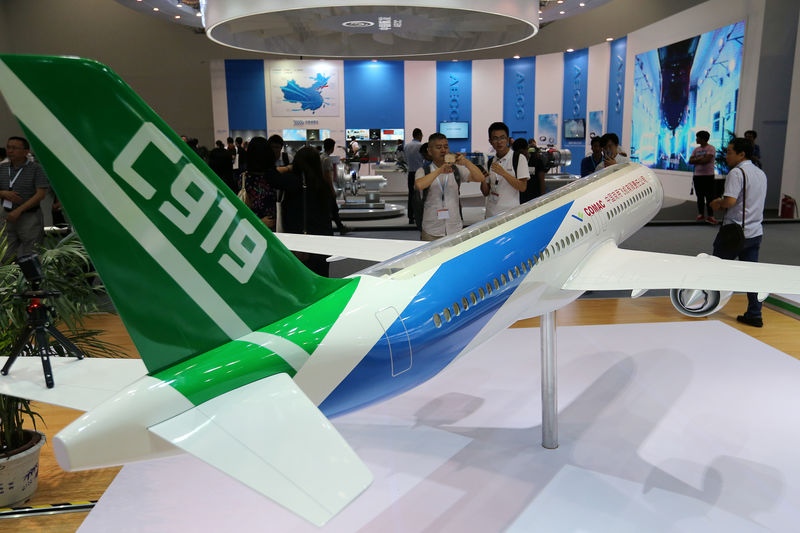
481, 122, 529, 219
0, 136, 50, 259
414, 133, 484, 241
596, 133, 630, 170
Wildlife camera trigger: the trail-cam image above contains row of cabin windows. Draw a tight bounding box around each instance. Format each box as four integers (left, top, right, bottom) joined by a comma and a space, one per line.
431, 220, 596, 328
606, 186, 654, 220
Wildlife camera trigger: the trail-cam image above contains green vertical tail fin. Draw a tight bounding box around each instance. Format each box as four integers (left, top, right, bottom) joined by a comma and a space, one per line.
0, 55, 348, 373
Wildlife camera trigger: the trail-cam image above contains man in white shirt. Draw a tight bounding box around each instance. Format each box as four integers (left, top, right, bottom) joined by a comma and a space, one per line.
710, 137, 768, 327
481, 122, 529, 219
596, 133, 630, 170
414, 133, 485, 241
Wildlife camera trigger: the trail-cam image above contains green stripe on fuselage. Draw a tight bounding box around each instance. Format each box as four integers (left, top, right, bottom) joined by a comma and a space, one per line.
155, 277, 361, 404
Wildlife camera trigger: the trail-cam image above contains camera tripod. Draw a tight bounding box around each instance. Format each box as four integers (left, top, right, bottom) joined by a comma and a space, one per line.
1, 286, 84, 389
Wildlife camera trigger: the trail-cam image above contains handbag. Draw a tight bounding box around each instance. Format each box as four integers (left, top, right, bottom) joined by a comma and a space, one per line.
237, 172, 251, 207
718, 167, 746, 254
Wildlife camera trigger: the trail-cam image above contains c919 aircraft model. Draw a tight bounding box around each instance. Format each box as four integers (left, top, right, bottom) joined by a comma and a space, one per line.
1, 56, 799, 526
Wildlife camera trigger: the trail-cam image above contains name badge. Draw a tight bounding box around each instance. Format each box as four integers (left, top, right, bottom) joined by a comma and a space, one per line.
2, 200, 12, 210
437, 208, 450, 220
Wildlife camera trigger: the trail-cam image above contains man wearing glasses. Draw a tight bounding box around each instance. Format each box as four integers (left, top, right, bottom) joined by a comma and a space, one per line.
481, 122, 529, 219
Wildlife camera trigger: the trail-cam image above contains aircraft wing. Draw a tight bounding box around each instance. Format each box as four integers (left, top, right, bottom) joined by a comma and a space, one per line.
0, 356, 147, 411
563, 240, 800, 294
148, 372, 372, 527
274, 233, 422, 262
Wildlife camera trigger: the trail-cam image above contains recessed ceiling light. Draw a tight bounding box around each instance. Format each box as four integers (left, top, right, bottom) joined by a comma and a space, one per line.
175, 15, 181, 19
566, 48, 574, 52
195, 12, 202, 16
580, 2, 586, 6
606, 37, 613, 41
153, 7, 159, 11
538, 9, 542, 13
539, 17, 543, 20
371, 59, 378, 62
513, 55, 520, 59
177, 3, 183, 7
559, 11, 565, 15
452, 59, 458, 62
557, 0, 563, 3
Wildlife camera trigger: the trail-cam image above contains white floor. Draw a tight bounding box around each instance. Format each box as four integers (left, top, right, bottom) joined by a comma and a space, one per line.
79, 321, 800, 533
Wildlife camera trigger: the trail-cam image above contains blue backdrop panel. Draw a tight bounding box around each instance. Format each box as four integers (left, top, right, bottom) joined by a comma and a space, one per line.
503, 57, 536, 143
224, 60, 267, 132
607, 37, 627, 142
343, 60, 405, 129
562, 48, 589, 175
436, 61, 472, 153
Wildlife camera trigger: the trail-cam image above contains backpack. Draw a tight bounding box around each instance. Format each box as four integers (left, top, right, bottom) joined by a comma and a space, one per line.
412, 162, 461, 231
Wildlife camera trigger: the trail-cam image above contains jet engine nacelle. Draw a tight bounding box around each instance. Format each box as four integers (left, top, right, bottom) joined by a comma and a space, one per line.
669, 288, 733, 317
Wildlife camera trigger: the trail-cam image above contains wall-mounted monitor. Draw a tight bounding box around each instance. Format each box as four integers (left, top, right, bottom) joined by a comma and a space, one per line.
345, 128, 369, 140
320, 129, 332, 140
563, 118, 586, 140
381, 129, 404, 141
306, 129, 320, 141
439, 121, 469, 139
282, 129, 307, 141
369, 129, 381, 140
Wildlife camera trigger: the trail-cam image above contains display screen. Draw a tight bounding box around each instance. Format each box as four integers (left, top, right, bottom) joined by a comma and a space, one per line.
381, 129, 404, 141
306, 129, 320, 141
320, 129, 332, 140
563, 119, 586, 140
282, 129, 307, 141
631, 21, 745, 171
345, 128, 369, 140
369, 129, 381, 140
439, 121, 469, 139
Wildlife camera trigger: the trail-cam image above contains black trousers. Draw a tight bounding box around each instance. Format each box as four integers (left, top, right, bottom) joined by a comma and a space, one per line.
693, 175, 715, 216
407, 171, 417, 222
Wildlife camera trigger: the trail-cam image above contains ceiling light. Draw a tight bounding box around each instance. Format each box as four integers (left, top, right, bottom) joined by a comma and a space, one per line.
175, 15, 181, 19
196, 12, 202, 16
566, 48, 574, 52
513, 55, 520, 59
580, 2, 586, 6
559, 11, 565, 15
452, 59, 458, 62
557, 0, 563, 3
539, 17, 543, 20
606, 37, 613, 41
371, 59, 377, 62
538, 9, 542, 13
177, 3, 183, 7
153, 7, 159, 11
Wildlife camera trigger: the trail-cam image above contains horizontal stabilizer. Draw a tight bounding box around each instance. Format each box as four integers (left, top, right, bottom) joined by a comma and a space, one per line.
0, 356, 146, 411
274, 233, 422, 263
148, 373, 372, 526
564, 241, 800, 294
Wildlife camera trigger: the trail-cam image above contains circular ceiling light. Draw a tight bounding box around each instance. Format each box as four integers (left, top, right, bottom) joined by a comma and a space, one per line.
203, 0, 540, 57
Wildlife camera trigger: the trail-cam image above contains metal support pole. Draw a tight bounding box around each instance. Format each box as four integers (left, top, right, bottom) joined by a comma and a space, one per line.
541, 310, 558, 449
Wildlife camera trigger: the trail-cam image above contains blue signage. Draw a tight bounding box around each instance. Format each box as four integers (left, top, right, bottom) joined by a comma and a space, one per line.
344, 60, 405, 130
225, 60, 267, 132
562, 48, 589, 175
436, 61, 472, 153
607, 37, 627, 143
503, 57, 536, 143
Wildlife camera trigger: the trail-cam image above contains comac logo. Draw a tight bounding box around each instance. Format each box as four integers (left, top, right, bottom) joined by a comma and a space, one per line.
113, 123, 267, 284
342, 20, 374, 28
583, 200, 606, 216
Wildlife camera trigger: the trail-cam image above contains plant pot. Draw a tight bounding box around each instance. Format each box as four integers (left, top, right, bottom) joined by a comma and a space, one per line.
0, 430, 46, 507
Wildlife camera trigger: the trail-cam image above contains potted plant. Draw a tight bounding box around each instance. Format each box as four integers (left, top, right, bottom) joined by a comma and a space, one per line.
0, 230, 119, 506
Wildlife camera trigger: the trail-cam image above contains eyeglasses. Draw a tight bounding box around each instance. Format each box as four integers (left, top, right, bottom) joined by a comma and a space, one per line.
490, 136, 508, 142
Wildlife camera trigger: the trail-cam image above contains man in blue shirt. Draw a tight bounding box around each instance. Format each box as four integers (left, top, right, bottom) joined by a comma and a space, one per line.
580, 137, 603, 177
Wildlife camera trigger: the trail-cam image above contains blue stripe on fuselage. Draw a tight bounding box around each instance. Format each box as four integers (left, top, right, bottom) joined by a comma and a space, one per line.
320, 202, 574, 418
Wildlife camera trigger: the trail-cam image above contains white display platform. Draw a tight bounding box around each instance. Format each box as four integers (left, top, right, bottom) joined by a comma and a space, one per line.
79, 321, 800, 532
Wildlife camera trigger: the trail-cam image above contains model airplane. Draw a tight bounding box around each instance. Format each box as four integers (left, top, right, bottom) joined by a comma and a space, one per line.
1, 55, 799, 526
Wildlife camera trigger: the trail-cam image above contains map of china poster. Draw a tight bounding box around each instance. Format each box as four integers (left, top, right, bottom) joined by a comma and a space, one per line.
270, 62, 340, 117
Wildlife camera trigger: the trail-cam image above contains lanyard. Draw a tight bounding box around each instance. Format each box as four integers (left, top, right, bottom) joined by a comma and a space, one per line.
8, 163, 26, 189
437, 171, 449, 205
8, 163, 28, 190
